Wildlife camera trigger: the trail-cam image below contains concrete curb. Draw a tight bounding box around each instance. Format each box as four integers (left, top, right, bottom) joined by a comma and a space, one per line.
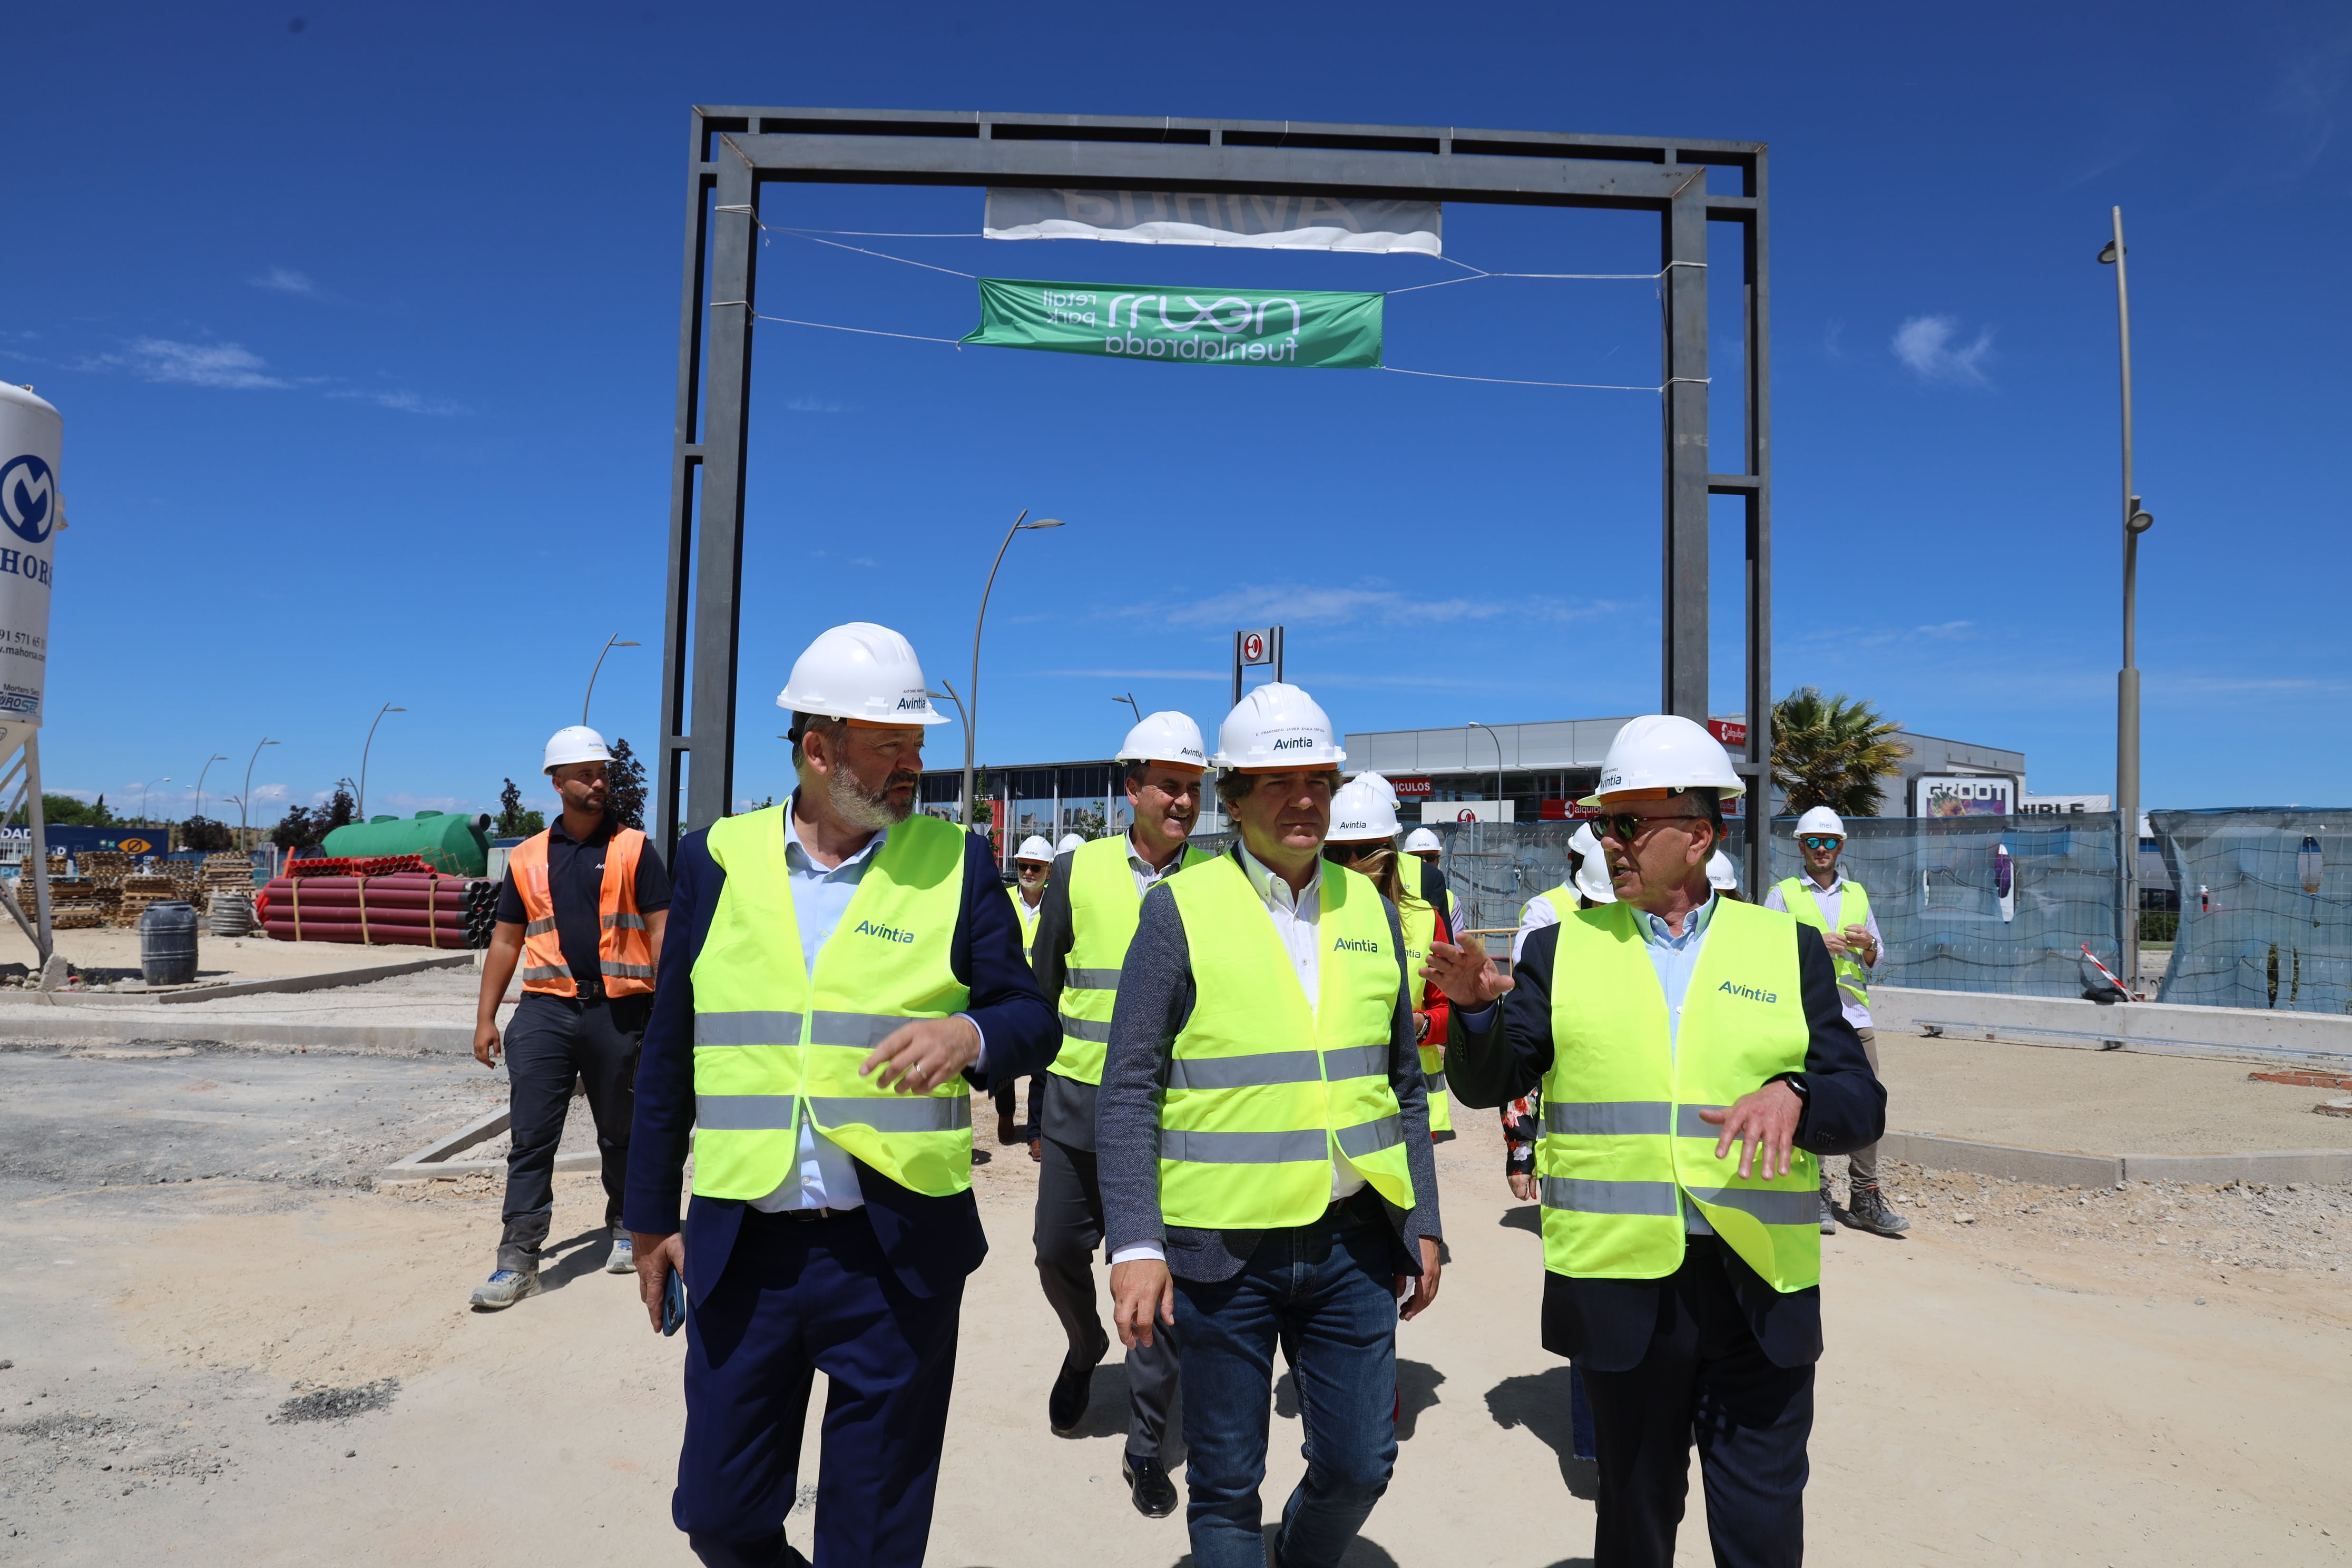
1879, 1130, 2352, 1187
29, 951, 478, 1007
1874, 986, 2352, 1066
0, 1013, 474, 1053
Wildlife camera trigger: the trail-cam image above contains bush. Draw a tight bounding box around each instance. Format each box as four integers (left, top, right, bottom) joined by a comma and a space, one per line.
179, 815, 236, 853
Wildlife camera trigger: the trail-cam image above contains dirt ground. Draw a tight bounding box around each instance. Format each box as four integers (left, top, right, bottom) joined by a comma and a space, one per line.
20, 929, 466, 988
3, 1054, 2349, 1566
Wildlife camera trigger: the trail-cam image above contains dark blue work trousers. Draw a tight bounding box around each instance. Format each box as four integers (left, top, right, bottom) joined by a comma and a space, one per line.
675, 1208, 962, 1568
498, 991, 644, 1270
1171, 1200, 1402, 1568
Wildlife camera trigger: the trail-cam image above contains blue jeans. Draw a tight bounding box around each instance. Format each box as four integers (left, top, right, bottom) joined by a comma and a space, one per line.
1172, 1202, 1403, 1568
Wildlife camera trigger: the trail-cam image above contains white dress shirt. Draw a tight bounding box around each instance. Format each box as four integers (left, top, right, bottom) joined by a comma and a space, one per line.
1761, 870, 1881, 1031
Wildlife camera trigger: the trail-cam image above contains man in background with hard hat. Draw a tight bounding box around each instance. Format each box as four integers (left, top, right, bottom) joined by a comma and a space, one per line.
994, 835, 1056, 1152
468, 726, 669, 1309
1765, 807, 1905, 1238
1327, 772, 1456, 1141
1403, 825, 1444, 867
1100, 684, 1443, 1568
623, 623, 1059, 1568
1428, 713, 1883, 1568
1024, 710, 1211, 1519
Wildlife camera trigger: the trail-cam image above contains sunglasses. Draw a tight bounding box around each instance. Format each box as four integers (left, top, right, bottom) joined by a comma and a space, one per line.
1591, 810, 1703, 844
1800, 835, 1843, 851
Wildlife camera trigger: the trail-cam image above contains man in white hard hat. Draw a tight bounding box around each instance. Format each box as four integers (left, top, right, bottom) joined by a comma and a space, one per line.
468, 725, 670, 1309
1764, 806, 1904, 1238
1056, 831, 1086, 857
1327, 773, 1457, 1141
992, 835, 1056, 1150
623, 623, 1060, 1568
1403, 826, 1443, 865
1100, 683, 1443, 1568
1427, 713, 1884, 1568
1707, 850, 1741, 897
1023, 709, 1212, 1519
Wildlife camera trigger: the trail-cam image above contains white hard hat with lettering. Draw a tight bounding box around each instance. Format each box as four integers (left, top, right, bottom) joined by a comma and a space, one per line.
1116, 711, 1208, 771
1795, 805, 1847, 839
1056, 833, 1086, 855
543, 726, 612, 774
1569, 822, 1616, 905
775, 622, 949, 726
1403, 827, 1443, 855
1707, 850, 1739, 890
1015, 836, 1055, 864
1579, 714, 1745, 806
1354, 771, 1398, 805
1326, 777, 1402, 842
1212, 682, 1346, 769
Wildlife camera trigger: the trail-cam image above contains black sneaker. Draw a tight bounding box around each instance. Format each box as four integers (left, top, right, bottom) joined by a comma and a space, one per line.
1122, 1452, 1179, 1518
1048, 1333, 1108, 1434
1846, 1182, 1912, 1237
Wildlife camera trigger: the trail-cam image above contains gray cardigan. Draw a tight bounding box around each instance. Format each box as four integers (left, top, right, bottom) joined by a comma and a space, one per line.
1095, 860, 1443, 1284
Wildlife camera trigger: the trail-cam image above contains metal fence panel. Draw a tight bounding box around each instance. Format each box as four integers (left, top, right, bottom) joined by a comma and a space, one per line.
2152, 808, 2352, 1014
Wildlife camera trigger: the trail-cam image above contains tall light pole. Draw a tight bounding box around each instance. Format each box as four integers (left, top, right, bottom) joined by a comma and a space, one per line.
584, 635, 641, 726
134, 778, 169, 823
963, 511, 1066, 829
1467, 721, 1505, 812
2100, 208, 2157, 992
358, 703, 407, 820
239, 738, 279, 839
1113, 692, 1142, 723
191, 753, 228, 820
925, 683, 969, 828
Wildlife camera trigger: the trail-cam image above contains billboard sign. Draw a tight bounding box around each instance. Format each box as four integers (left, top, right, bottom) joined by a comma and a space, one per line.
1238, 629, 1273, 666
1707, 717, 1747, 749
1389, 776, 1431, 798
2020, 793, 2112, 815
0, 387, 60, 728
1914, 774, 2019, 818
1423, 800, 1515, 824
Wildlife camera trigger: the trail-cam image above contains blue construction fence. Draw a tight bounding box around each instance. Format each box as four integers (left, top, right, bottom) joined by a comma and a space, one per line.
2151, 809, 2352, 1014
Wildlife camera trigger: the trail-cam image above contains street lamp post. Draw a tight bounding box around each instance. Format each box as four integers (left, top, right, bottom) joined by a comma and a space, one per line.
358, 703, 407, 820
191, 753, 228, 820
584, 635, 641, 726
239, 738, 279, 840
962, 511, 1066, 830
2100, 208, 2156, 993
1467, 721, 1505, 812
134, 778, 169, 824
1113, 692, 1141, 724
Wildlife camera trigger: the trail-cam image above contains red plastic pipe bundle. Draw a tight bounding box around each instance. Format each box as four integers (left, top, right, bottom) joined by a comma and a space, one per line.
258, 871, 497, 948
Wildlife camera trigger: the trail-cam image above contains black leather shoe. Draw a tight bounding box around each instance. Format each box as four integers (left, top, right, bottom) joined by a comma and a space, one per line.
1122, 1452, 1179, 1518
1048, 1335, 1107, 1434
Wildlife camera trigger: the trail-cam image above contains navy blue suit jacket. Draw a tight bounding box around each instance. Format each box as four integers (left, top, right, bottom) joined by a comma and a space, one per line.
624, 817, 1060, 1302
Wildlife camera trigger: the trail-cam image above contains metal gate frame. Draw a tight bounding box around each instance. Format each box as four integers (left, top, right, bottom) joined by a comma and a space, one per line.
660, 107, 1773, 891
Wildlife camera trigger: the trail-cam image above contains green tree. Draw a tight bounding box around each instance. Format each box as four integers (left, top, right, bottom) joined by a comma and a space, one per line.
606, 738, 648, 831
494, 778, 544, 838
1770, 688, 1909, 817
179, 815, 236, 852
270, 805, 322, 851
319, 785, 357, 838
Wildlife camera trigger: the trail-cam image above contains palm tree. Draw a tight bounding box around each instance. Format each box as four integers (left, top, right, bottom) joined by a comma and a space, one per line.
1770, 688, 1909, 816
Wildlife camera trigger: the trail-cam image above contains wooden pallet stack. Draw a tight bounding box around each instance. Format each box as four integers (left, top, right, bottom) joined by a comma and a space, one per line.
116, 873, 178, 927
46, 875, 104, 929
165, 859, 208, 913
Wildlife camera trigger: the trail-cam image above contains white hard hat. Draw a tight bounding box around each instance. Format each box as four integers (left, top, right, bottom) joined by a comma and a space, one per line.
1707, 850, 1739, 890
775, 622, 949, 726
1211, 682, 1346, 769
1795, 805, 1847, 839
1015, 835, 1055, 863
1569, 822, 1616, 905
1579, 714, 1745, 806
1326, 777, 1402, 843
1354, 771, 1399, 805
543, 725, 612, 774
1056, 832, 1086, 855
1116, 711, 1208, 771
1403, 827, 1442, 855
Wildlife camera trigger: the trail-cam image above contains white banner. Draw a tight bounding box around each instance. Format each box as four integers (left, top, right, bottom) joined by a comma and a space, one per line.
1423, 800, 1515, 824
984, 188, 1441, 256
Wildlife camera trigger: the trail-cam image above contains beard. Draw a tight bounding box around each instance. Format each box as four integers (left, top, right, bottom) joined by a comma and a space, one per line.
827, 765, 915, 831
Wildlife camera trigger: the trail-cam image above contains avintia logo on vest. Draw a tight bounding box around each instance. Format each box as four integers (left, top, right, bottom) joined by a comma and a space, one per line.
855, 918, 916, 945
1718, 979, 1779, 1004
1333, 937, 1381, 954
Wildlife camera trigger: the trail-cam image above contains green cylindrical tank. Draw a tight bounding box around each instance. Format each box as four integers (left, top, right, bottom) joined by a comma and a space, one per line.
320, 810, 493, 876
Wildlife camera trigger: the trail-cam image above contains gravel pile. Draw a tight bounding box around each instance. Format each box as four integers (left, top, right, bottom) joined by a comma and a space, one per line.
1876, 1158, 2350, 1277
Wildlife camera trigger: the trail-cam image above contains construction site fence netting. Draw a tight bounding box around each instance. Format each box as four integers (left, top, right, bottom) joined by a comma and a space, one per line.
2149, 809, 2352, 1015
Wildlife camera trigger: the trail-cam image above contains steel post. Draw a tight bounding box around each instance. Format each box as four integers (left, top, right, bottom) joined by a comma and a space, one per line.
1660, 172, 1711, 721
657, 115, 716, 856
2110, 205, 2140, 989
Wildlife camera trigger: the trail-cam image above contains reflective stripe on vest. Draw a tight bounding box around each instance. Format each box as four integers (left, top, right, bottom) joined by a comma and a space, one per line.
1398, 855, 1451, 1135
508, 826, 656, 997
1052, 836, 1211, 1086
1160, 854, 1415, 1229
1538, 899, 1819, 1291
689, 806, 973, 1200
1775, 876, 1871, 1010
1007, 885, 1044, 968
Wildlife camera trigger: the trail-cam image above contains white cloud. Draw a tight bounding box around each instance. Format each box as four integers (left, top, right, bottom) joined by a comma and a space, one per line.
92, 337, 292, 390
373, 791, 470, 813
1130, 583, 1625, 633
1890, 316, 1995, 386
249, 266, 326, 298
250, 783, 289, 803
328, 388, 467, 416
1036, 667, 1227, 682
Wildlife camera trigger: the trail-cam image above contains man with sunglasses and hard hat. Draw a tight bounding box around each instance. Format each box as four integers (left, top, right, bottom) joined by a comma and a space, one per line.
1099, 683, 1443, 1568
1764, 806, 1905, 1238
1024, 709, 1213, 1519
992, 834, 1056, 1151
622, 622, 1060, 1568
1426, 713, 1883, 1568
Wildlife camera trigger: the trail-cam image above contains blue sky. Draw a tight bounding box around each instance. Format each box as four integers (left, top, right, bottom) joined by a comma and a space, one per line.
4, 1, 2348, 827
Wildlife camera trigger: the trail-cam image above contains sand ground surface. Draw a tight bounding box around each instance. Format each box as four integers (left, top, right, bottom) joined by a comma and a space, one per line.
3, 1046, 2349, 1566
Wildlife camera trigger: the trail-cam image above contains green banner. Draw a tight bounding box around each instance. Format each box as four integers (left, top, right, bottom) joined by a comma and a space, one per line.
960, 277, 1383, 369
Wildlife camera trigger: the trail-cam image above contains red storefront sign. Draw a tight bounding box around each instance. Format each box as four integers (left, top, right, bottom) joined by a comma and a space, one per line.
1390, 777, 1432, 798
1541, 800, 1600, 820
1707, 718, 1747, 748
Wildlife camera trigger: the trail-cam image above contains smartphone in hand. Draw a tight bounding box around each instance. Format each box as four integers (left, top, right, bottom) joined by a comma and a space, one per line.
661, 1269, 687, 1336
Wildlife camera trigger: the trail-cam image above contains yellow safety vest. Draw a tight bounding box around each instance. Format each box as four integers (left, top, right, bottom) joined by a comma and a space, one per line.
1007, 885, 1045, 968
1538, 898, 1819, 1291
1160, 853, 1417, 1229
1398, 855, 1451, 1135
1053, 836, 1212, 1086
690, 806, 974, 1200
1775, 875, 1872, 1011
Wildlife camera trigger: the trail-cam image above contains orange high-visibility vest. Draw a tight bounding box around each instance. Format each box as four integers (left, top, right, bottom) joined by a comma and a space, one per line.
508, 826, 656, 997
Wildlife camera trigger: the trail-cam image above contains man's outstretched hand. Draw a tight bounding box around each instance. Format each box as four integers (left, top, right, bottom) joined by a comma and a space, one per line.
1422, 936, 1515, 1011
1697, 1080, 1804, 1180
